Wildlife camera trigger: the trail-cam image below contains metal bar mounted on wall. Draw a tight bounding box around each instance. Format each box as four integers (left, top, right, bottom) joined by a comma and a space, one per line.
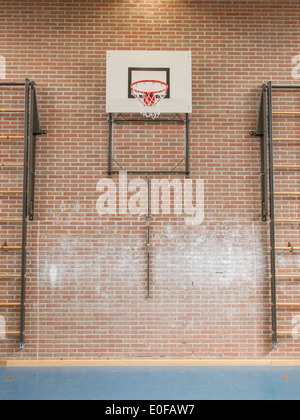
270, 83, 300, 349
107, 112, 191, 298
19, 79, 30, 350
185, 113, 190, 178
252, 82, 277, 349
0, 79, 46, 349
252, 82, 300, 350
267, 81, 278, 350
0, 82, 27, 86
20, 79, 46, 349
271, 85, 300, 89
146, 177, 151, 298
28, 82, 45, 221
251, 84, 268, 221
107, 113, 191, 178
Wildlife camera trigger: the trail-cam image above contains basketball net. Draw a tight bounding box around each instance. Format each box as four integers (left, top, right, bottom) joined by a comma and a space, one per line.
131, 80, 168, 119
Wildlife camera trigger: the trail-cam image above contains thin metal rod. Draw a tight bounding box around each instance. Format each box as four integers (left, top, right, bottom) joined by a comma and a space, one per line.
261, 85, 268, 220
0, 303, 21, 307
112, 118, 185, 124
112, 159, 125, 172
146, 177, 151, 299
268, 82, 277, 349
108, 113, 113, 178
0, 331, 20, 335
28, 84, 35, 220
20, 78, 29, 349
170, 157, 186, 172
111, 170, 187, 175
272, 85, 300, 89
0, 82, 26, 86
185, 113, 190, 178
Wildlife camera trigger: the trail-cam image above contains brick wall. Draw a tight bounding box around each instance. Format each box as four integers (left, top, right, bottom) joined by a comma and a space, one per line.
0, 0, 300, 360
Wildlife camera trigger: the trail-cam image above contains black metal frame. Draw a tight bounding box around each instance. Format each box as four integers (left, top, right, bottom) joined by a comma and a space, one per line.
252, 84, 269, 221
0, 82, 27, 86
0, 79, 45, 349
20, 80, 45, 349
267, 81, 278, 350
19, 79, 30, 349
28, 82, 44, 221
128, 68, 171, 99
108, 111, 191, 298
107, 113, 190, 178
252, 82, 300, 350
146, 177, 151, 299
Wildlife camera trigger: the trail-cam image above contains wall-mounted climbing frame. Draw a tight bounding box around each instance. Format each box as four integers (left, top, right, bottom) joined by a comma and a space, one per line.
0, 79, 46, 349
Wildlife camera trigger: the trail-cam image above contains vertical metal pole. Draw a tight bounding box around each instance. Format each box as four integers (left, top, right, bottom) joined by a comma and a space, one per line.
261, 85, 268, 221
20, 79, 30, 349
185, 113, 190, 178
28, 83, 36, 220
146, 177, 151, 299
268, 81, 277, 350
252, 86, 268, 221
108, 113, 113, 178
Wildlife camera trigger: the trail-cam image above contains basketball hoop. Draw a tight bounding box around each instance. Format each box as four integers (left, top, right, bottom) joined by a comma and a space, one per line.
131, 80, 168, 119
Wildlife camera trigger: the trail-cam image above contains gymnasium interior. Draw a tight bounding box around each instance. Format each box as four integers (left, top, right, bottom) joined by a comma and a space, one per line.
0, 0, 300, 401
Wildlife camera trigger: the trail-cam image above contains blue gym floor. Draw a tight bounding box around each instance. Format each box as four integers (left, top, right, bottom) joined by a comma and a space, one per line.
0, 366, 299, 400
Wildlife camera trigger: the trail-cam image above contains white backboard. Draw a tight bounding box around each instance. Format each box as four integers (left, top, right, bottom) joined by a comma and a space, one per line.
106, 51, 192, 114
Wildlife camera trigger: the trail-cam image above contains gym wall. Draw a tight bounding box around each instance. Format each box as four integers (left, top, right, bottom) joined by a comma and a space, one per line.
0, 0, 299, 360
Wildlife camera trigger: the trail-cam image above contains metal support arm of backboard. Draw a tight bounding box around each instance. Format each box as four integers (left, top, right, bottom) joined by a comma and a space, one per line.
107, 113, 190, 178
